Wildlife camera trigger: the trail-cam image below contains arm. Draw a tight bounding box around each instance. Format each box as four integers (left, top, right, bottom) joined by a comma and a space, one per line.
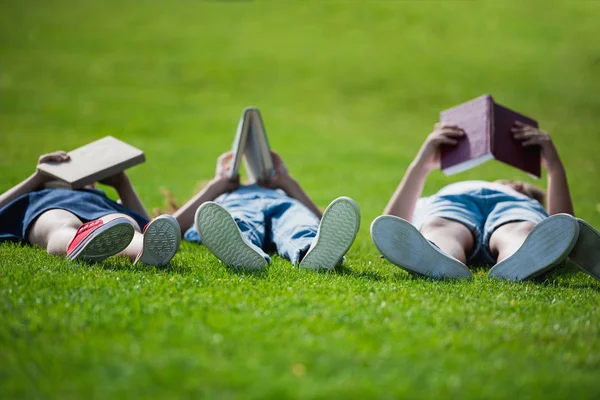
172, 152, 240, 233
0, 151, 70, 209
100, 172, 151, 220
259, 152, 323, 219
384, 123, 465, 220
512, 122, 574, 216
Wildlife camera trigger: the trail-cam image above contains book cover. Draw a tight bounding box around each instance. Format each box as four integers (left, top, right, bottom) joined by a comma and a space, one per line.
440, 94, 494, 175
229, 107, 275, 182
37, 136, 145, 189
439, 95, 541, 177
492, 103, 541, 178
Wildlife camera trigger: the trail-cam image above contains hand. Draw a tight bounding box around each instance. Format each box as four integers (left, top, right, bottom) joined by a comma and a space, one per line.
512, 121, 562, 173
38, 151, 70, 165
257, 151, 292, 190
414, 123, 465, 172
98, 171, 128, 189
35, 151, 71, 183
213, 152, 240, 192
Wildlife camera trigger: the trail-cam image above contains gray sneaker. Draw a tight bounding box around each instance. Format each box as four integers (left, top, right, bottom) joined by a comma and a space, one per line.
489, 214, 580, 281
195, 202, 269, 269
134, 215, 181, 267
370, 215, 472, 279
299, 197, 361, 270
569, 218, 600, 282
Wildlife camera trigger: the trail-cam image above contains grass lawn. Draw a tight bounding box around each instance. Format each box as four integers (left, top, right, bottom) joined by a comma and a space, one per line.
1, 0, 600, 398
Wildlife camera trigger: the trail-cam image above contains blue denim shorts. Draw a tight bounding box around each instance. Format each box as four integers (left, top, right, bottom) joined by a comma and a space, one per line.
419, 188, 548, 264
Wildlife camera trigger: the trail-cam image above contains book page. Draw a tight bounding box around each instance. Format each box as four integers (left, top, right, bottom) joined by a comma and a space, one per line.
244, 108, 274, 182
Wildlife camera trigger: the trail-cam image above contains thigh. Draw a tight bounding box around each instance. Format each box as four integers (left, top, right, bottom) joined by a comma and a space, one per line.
28, 209, 83, 247
420, 217, 475, 249
219, 195, 267, 245
267, 197, 320, 243
219, 195, 265, 225
484, 198, 548, 258
422, 194, 491, 264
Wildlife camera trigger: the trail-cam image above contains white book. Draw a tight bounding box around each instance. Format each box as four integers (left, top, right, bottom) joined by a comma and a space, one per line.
37, 136, 145, 189
229, 107, 275, 183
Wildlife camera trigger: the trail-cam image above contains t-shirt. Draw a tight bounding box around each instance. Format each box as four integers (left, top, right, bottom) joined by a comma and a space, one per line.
411, 180, 530, 227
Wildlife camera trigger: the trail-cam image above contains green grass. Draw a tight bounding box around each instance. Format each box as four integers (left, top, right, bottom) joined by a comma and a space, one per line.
1, 0, 600, 398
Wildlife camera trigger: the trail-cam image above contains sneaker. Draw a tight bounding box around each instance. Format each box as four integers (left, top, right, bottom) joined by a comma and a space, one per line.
488, 214, 580, 281
195, 201, 269, 269
569, 218, 600, 282
370, 215, 472, 279
66, 217, 135, 262
134, 215, 181, 266
299, 196, 361, 270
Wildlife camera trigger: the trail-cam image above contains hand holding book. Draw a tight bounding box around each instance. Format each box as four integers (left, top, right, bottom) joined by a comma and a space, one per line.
213, 152, 241, 192
414, 123, 466, 173
35, 151, 72, 185
511, 122, 562, 174
257, 151, 291, 190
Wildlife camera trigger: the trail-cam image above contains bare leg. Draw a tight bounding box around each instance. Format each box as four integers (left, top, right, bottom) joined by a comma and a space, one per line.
420, 217, 474, 264
118, 232, 144, 259
28, 210, 143, 259
28, 210, 83, 256
489, 221, 536, 263
107, 214, 143, 260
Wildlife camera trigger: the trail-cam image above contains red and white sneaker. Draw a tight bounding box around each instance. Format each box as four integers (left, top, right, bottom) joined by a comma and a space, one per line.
134, 215, 181, 266
66, 217, 135, 262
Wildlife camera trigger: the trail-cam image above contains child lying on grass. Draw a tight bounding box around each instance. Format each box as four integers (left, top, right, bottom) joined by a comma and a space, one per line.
173, 151, 360, 270
371, 122, 599, 281
0, 151, 181, 266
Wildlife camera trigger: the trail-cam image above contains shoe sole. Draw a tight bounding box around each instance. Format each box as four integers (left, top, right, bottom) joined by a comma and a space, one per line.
370, 215, 472, 279
299, 197, 360, 270
195, 202, 268, 269
135, 215, 181, 266
67, 218, 135, 262
489, 214, 579, 281
569, 219, 600, 282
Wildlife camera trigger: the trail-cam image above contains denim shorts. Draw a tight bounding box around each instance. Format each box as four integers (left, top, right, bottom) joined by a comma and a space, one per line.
417, 188, 548, 264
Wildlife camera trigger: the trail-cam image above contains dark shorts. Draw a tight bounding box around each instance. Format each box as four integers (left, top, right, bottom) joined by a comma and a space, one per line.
0, 188, 149, 244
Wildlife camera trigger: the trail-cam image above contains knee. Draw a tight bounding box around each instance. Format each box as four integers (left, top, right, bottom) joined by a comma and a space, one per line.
47, 243, 67, 256
496, 221, 536, 238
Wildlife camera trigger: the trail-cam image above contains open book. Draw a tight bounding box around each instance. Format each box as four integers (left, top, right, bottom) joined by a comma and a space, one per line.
440, 94, 541, 177
37, 136, 145, 189
229, 107, 275, 182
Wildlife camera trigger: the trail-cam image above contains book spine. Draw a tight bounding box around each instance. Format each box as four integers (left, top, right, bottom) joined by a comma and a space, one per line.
487, 95, 494, 155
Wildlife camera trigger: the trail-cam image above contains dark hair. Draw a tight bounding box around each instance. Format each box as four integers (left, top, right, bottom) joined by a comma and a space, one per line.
495, 180, 547, 208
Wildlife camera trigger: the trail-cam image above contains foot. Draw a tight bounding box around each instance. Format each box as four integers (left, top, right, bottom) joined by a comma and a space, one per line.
195, 202, 269, 269
489, 214, 580, 281
66, 217, 135, 262
299, 197, 360, 270
370, 215, 472, 279
569, 218, 600, 282
134, 215, 181, 266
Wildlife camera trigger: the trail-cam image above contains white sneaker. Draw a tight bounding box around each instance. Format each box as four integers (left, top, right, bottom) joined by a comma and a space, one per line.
195, 202, 269, 269
134, 215, 181, 267
489, 214, 580, 281
370, 215, 472, 279
299, 197, 361, 270
569, 218, 600, 282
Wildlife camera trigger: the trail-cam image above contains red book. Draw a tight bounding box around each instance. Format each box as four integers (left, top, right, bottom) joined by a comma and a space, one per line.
440, 94, 541, 177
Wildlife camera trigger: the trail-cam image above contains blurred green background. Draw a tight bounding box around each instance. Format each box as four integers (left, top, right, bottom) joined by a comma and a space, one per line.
1, 1, 599, 399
